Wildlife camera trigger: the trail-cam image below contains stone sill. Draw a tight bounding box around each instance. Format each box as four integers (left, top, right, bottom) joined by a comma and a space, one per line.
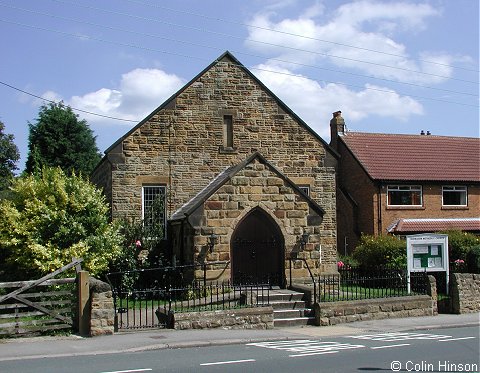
386, 206, 425, 210
219, 146, 238, 154
441, 206, 469, 210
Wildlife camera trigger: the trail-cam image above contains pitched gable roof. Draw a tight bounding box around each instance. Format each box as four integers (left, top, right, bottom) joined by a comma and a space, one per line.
104, 51, 337, 158
170, 152, 325, 221
341, 132, 480, 182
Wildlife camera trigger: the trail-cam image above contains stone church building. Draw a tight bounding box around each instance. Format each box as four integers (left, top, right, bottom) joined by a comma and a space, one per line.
91, 51, 339, 286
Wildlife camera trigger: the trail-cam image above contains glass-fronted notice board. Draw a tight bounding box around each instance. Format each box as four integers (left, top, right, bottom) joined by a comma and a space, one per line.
406, 233, 449, 294
411, 244, 443, 269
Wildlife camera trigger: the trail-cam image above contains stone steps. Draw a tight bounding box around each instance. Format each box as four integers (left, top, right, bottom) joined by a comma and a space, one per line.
260, 289, 315, 327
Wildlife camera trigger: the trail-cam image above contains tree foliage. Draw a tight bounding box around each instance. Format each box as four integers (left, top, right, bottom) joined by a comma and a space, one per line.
0, 121, 20, 191
25, 102, 101, 175
0, 167, 122, 279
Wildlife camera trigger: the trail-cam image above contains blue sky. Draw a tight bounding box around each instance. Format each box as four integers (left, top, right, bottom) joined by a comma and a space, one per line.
1, 0, 478, 172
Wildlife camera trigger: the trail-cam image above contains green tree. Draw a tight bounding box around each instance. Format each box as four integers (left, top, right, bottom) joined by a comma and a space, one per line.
25, 102, 101, 175
0, 121, 20, 191
0, 167, 122, 280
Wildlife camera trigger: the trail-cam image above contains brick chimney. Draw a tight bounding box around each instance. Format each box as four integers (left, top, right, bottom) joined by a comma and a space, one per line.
330, 111, 345, 150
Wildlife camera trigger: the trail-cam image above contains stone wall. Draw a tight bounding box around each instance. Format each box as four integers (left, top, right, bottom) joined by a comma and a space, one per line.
426, 275, 438, 315
315, 295, 435, 326
173, 306, 274, 330
91, 53, 338, 273
177, 157, 337, 281
89, 279, 115, 337
451, 273, 480, 314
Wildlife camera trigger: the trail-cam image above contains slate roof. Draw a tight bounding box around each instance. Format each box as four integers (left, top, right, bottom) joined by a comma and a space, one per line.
340, 132, 480, 182
170, 152, 325, 221
387, 218, 480, 233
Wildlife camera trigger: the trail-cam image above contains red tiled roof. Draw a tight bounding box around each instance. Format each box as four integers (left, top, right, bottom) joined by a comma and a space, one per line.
341, 132, 480, 182
388, 218, 480, 233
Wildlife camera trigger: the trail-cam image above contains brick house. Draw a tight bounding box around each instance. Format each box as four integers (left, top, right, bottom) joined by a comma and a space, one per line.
91, 51, 339, 285
330, 111, 480, 254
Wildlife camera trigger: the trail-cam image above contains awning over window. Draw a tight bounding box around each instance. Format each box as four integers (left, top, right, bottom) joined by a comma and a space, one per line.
387, 218, 480, 233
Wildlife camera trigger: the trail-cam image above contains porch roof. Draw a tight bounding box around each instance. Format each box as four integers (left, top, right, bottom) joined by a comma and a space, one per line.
387, 218, 480, 233
170, 152, 325, 221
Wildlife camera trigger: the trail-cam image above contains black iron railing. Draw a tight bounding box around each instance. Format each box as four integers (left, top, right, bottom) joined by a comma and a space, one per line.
319, 267, 428, 302
105, 264, 270, 330
168, 280, 270, 313
288, 257, 317, 305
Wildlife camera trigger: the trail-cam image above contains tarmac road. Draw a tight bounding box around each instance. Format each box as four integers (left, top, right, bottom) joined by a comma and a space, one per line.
0, 312, 478, 371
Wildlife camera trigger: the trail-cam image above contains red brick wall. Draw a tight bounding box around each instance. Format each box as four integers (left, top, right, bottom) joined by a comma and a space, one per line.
336, 138, 378, 250
379, 183, 480, 233
336, 137, 480, 251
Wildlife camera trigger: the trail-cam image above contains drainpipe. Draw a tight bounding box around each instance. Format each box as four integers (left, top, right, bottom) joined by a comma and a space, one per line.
377, 184, 383, 235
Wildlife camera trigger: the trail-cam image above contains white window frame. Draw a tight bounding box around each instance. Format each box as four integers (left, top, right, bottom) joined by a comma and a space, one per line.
442, 186, 467, 207
387, 185, 423, 207
142, 185, 167, 233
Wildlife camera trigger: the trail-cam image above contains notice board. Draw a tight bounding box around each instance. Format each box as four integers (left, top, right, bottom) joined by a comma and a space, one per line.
406, 233, 449, 294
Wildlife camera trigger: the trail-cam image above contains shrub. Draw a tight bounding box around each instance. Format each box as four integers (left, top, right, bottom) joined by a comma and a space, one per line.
337, 255, 359, 269
466, 245, 480, 274
352, 234, 406, 269
441, 230, 480, 262
0, 167, 122, 279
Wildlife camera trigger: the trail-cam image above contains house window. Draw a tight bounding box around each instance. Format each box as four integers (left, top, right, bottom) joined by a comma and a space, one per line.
387, 185, 422, 206
442, 186, 467, 206
142, 186, 166, 234
299, 186, 310, 196
223, 115, 234, 148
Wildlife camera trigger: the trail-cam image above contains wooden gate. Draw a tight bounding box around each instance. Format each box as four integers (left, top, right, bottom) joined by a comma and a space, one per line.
0, 259, 82, 338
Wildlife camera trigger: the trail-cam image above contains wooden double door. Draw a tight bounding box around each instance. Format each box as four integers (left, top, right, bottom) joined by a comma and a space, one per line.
231, 208, 284, 286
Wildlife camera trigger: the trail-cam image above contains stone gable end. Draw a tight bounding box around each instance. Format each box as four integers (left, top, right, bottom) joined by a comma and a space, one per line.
92, 52, 338, 282
175, 158, 336, 283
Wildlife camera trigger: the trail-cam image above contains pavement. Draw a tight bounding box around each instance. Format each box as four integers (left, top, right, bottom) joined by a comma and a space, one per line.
0, 313, 478, 361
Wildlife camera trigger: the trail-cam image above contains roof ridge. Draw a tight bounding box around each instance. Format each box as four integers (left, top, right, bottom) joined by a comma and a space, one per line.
345, 131, 480, 141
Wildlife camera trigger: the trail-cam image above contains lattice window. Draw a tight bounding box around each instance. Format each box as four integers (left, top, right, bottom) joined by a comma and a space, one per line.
142, 186, 166, 233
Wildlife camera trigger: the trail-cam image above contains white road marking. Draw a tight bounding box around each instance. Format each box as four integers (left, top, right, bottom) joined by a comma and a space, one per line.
100, 369, 153, 373
348, 332, 452, 342
248, 339, 365, 356
290, 351, 339, 357
370, 343, 411, 349
200, 359, 256, 366
438, 336, 477, 342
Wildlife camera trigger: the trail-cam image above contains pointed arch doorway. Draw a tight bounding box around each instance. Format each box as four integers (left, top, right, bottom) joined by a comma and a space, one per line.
231, 208, 285, 286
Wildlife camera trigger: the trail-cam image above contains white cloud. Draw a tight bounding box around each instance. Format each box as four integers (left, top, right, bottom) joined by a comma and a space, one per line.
244, 1, 458, 85
334, 0, 440, 31
45, 68, 185, 125
253, 63, 423, 139
29, 90, 64, 107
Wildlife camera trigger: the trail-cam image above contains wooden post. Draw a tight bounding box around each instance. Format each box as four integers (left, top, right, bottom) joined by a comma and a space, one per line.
77, 271, 90, 336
